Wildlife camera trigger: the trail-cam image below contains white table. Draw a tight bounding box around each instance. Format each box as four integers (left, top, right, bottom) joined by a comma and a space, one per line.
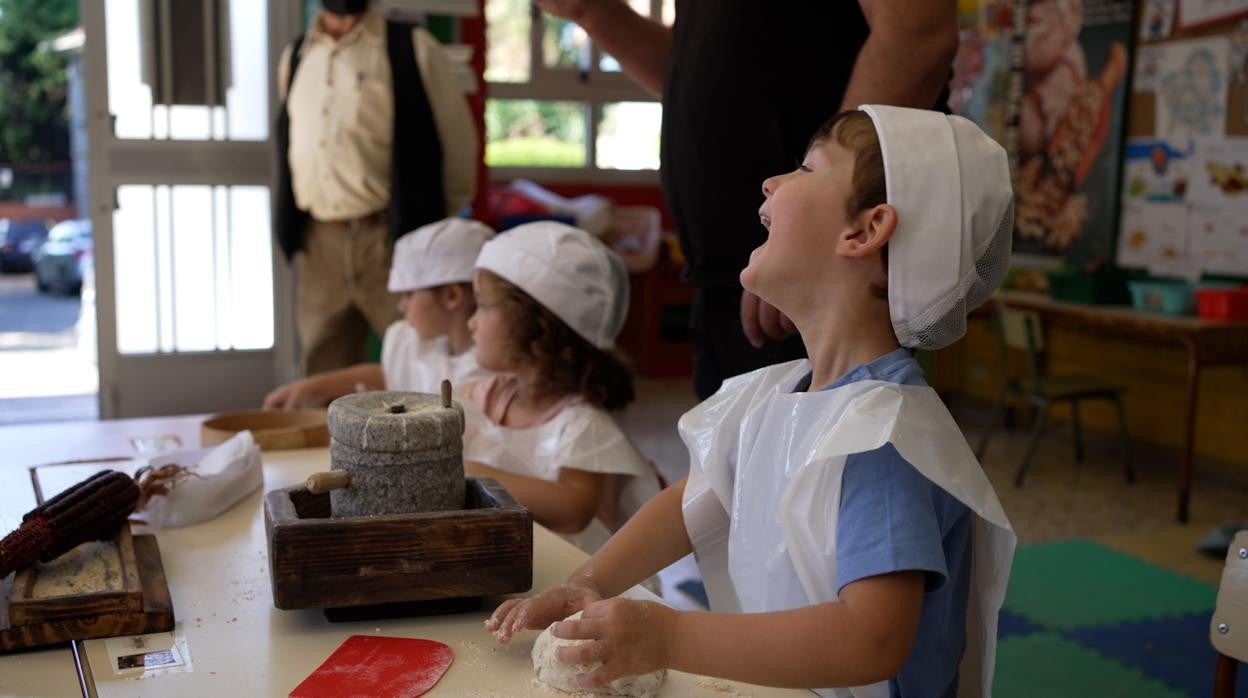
2, 418, 809, 697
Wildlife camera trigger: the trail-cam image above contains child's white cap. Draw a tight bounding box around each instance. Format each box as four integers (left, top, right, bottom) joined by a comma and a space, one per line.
859, 105, 1015, 350
388, 218, 496, 293
475, 221, 629, 351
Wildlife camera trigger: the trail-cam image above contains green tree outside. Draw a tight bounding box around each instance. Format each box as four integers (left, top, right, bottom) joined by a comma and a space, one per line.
0, 0, 78, 164
485, 99, 586, 168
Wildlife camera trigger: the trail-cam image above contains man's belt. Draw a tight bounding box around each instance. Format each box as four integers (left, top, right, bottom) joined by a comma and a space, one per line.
314, 210, 385, 231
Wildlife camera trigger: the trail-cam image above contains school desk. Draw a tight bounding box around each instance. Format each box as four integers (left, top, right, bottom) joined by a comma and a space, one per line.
993, 290, 1248, 524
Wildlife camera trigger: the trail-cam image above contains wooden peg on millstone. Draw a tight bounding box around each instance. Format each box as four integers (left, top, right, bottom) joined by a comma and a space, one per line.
306, 470, 351, 495
441, 379, 452, 408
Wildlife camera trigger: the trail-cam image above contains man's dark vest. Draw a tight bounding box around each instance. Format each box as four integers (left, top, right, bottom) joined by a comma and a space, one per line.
274, 21, 447, 261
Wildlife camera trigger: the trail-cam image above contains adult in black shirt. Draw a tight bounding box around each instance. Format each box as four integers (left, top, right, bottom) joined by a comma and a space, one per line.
538, 1, 958, 398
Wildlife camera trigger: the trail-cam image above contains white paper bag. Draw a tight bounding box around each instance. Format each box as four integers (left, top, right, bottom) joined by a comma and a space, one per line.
133, 431, 263, 529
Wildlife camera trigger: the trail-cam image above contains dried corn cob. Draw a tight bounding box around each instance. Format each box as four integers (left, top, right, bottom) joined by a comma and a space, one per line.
0, 470, 140, 578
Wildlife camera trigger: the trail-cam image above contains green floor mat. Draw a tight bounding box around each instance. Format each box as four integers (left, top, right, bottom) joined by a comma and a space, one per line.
994, 634, 1190, 698
1003, 540, 1216, 630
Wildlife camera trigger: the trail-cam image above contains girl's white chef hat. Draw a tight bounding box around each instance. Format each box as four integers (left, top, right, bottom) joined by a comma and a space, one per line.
475, 221, 629, 351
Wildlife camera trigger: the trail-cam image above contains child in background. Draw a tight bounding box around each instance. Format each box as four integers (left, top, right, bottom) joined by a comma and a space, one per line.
485, 107, 1017, 698
459, 221, 661, 554
264, 218, 494, 408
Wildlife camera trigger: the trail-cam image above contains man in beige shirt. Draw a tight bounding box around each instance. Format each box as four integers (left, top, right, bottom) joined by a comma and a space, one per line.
275, 0, 476, 375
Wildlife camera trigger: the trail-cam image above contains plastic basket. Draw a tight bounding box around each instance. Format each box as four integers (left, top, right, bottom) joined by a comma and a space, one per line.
1046, 270, 1131, 305
1195, 286, 1248, 320
1128, 280, 1193, 315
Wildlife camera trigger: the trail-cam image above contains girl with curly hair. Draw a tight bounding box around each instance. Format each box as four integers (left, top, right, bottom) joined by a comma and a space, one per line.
459, 222, 661, 554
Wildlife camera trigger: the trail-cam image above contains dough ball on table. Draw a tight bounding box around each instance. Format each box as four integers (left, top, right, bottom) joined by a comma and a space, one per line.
531, 611, 666, 697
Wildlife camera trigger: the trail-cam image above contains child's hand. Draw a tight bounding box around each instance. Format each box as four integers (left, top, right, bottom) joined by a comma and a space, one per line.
552, 598, 675, 688
263, 380, 317, 410
485, 584, 602, 644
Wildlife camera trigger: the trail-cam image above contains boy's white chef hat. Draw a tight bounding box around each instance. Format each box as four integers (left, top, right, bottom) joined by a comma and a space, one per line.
475, 221, 629, 351
388, 218, 496, 293
860, 104, 1015, 351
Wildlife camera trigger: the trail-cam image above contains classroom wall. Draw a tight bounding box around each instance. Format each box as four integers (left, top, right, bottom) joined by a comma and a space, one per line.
935, 317, 1248, 471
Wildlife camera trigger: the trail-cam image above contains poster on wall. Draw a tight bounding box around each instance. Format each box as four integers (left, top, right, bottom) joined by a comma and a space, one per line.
949, 0, 1028, 176
1178, 0, 1248, 29
1154, 37, 1231, 141
1014, 0, 1135, 267
1121, 138, 1193, 201
1193, 207, 1248, 275
1117, 200, 1200, 276
1186, 137, 1248, 204
1141, 0, 1178, 39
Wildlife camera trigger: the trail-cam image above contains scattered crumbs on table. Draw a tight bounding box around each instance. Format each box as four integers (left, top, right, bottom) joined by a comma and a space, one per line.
696, 677, 756, 697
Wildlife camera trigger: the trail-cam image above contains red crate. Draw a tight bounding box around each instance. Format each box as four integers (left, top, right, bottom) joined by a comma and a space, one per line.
1195, 286, 1248, 320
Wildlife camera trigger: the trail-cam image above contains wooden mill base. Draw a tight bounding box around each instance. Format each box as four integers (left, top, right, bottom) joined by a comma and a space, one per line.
264, 476, 533, 620
1, 525, 174, 653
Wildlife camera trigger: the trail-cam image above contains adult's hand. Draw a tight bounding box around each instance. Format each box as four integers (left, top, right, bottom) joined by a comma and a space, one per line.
740, 290, 797, 348
533, 0, 610, 23
533, 0, 670, 95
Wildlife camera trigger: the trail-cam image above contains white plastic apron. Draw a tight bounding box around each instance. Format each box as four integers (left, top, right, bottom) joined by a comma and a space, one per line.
460, 393, 660, 554
680, 360, 1015, 698
381, 321, 489, 394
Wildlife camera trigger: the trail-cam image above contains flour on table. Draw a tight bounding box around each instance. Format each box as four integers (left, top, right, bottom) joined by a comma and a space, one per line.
531, 611, 665, 697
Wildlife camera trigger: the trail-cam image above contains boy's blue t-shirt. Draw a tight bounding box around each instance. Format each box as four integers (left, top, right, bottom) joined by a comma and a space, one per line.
796, 348, 972, 698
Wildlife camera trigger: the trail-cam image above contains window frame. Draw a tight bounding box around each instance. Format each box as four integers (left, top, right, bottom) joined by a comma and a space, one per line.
485, 0, 666, 183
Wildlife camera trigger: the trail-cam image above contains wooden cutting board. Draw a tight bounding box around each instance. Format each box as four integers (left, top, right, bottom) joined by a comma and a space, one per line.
0, 527, 174, 652
289, 635, 454, 698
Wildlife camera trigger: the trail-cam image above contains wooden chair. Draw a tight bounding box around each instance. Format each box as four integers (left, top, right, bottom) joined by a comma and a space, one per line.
975, 304, 1134, 486
1213, 531, 1248, 697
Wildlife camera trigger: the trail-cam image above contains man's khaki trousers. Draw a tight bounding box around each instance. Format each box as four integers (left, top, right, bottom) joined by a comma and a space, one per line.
296, 217, 401, 375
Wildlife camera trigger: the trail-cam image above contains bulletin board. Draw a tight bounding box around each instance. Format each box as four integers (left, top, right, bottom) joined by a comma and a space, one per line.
1117, 0, 1248, 278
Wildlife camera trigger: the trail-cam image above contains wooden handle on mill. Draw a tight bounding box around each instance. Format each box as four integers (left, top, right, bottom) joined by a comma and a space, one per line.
306, 470, 351, 494
441, 379, 452, 408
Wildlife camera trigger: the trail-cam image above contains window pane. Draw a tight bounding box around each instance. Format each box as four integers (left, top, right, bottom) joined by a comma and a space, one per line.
104, 0, 268, 141
486, 100, 587, 168
662, 0, 675, 26
544, 16, 589, 70
114, 186, 158, 353
114, 184, 273, 355
225, 0, 269, 140
599, 0, 656, 72
485, 0, 530, 83
106, 0, 154, 139
596, 102, 661, 170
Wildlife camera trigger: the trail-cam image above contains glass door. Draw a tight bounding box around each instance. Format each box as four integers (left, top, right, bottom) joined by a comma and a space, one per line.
83, 0, 301, 417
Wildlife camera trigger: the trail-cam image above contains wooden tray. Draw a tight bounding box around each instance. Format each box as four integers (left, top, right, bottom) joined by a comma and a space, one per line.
264, 476, 532, 615
202, 409, 329, 451
1, 524, 174, 653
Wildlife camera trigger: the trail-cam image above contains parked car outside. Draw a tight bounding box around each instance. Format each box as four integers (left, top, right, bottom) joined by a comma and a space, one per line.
33, 219, 92, 295
0, 218, 50, 273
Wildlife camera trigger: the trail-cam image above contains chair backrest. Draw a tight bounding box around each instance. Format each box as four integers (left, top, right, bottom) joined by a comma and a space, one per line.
992, 305, 1044, 390
999, 307, 1044, 352
1212, 530, 1248, 663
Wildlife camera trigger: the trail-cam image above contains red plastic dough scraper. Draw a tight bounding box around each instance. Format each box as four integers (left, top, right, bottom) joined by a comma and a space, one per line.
289, 635, 455, 698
